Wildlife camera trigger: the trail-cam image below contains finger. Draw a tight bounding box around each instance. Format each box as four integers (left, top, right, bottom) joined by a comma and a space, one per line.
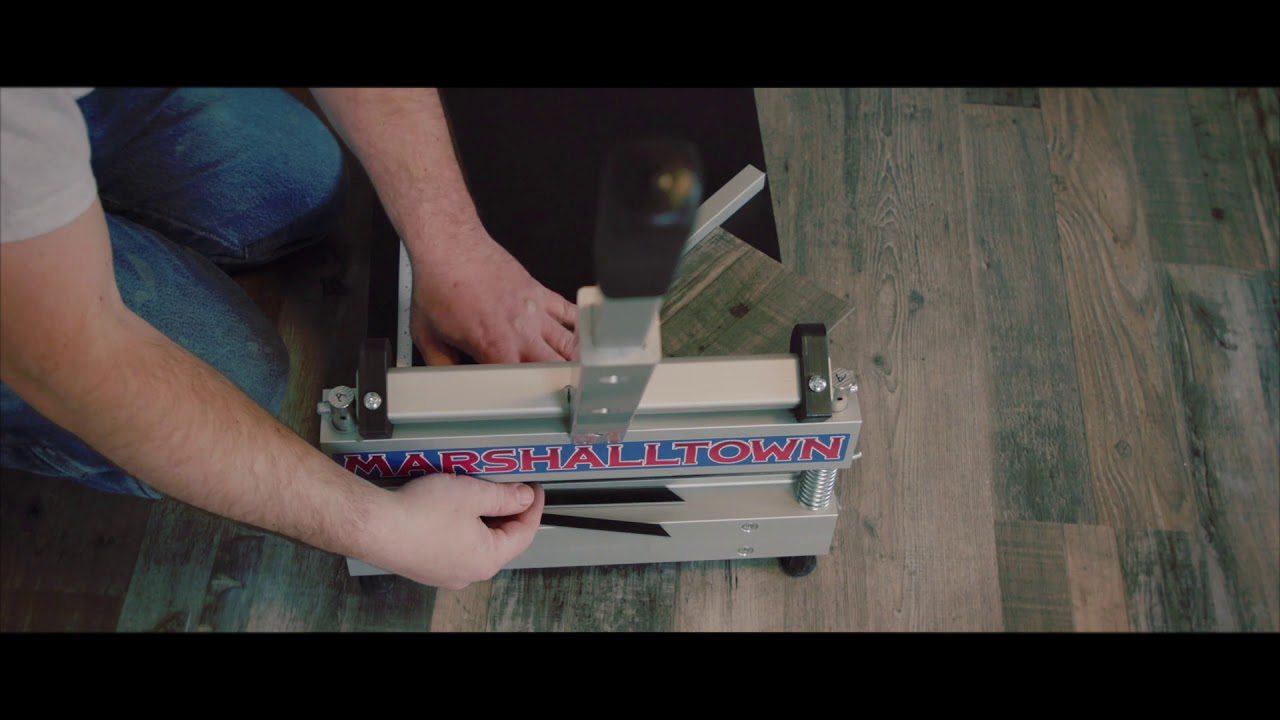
487, 483, 545, 563
415, 324, 462, 366
544, 288, 578, 330
465, 477, 537, 518
522, 341, 565, 364
542, 317, 579, 361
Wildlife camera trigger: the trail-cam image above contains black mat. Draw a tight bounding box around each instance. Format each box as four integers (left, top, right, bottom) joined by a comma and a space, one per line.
439, 88, 781, 299
368, 88, 781, 349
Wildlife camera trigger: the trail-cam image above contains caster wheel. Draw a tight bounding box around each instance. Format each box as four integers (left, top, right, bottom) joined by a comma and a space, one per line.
779, 555, 818, 577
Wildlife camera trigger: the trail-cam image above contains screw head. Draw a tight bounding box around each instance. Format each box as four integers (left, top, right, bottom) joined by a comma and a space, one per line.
808, 374, 828, 393
328, 386, 355, 409
363, 392, 382, 411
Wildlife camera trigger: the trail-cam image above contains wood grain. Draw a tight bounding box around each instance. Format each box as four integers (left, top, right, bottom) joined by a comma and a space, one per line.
1229, 88, 1279, 273
1185, 88, 1273, 271
994, 521, 1073, 632
1164, 265, 1279, 631
964, 89, 1041, 109
488, 563, 681, 632
961, 104, 1096, 523
1117, 529, 1224, 631
1040, 88, 1197, 531
672, 559, 788, 632
662, 228, 855, 357
0, 472, 152, 632
1063, 523, 1131, 631
758, 87, 1004, 631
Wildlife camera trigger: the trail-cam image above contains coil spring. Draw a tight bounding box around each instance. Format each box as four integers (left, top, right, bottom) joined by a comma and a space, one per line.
797, 468, 838, 510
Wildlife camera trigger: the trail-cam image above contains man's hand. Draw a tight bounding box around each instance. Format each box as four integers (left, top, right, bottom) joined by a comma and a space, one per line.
411, 227, 578, 365
366, 475, 545, 589
309, 88, 579, 366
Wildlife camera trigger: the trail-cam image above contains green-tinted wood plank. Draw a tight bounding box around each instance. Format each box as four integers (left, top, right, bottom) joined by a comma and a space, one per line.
964, 88, 1041, 108
0, 471, 151, 632
759, 88, 1004, 631
1117, 529, 1224, 631
995, 521, 1074, 632
1164, 265, 1280, 631
116, 501, 226, 632
1041, 88, 1198, 531
1185, 88, 1272, 272
1123, 88, 1243, 268
487, 563, 681, 632
663, 228, 854, 357
1229, 88, 1278, 273
961, 103, 1096, 523
196, 531, 348, 632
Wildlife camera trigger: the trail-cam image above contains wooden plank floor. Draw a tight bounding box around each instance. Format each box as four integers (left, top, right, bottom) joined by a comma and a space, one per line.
2, 88, 1276, 632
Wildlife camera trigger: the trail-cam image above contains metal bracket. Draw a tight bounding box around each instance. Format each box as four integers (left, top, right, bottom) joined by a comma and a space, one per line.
357, 338, 394, 439
790, 324, 833, 423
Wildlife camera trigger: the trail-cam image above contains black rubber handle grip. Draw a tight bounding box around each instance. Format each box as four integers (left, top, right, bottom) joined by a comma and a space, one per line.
595, 139, 703, 298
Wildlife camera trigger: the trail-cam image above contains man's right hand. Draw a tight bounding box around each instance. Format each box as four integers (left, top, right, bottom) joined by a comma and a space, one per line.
363, 474, 545, 590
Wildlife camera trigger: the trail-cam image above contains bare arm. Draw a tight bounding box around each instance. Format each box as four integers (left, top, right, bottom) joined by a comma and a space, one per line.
311, 88, 578, 365
0, 199, 542, 589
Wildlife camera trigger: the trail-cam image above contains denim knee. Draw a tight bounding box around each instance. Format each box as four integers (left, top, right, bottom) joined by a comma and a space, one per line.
78, 87, 349, 268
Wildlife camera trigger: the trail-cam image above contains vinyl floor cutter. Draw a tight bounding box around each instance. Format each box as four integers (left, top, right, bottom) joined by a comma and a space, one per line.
317, 140, 863, 578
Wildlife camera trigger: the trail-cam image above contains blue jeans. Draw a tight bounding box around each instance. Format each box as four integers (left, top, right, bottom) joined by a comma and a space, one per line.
0, 88, 347, 499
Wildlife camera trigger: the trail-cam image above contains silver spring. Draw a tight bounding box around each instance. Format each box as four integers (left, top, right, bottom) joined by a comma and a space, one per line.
797, 468, 839, 510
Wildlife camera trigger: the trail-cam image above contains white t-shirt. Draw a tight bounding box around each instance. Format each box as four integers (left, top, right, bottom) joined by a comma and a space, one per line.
0, 87, 97, 244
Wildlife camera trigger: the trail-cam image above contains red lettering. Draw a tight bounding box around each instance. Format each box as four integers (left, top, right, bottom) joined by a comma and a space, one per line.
749, 438, 800, 462
344, 454, 394, 478
670, 440, 712, 465
519, 446, 563, 472
606, 444, 646, 468
396, 452, 439, 477
799, 435, 846, 462
564, 445, 607, 470
439, 450, 481, 474
481, 448, 519, 474
643, 442, 681, 466
708, 440, 750, 464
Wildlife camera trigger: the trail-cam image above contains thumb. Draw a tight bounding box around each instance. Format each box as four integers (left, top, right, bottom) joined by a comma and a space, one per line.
465, 478, 536, 518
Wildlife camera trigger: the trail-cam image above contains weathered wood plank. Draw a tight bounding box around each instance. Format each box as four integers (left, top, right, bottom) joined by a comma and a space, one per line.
116, 501, 227, 632
672, 559, 788, 632
487, 563, 681, 632
0, 471, 152, 632
1063, 523, 1131, 631
961, 103, 1096, 523
1164, 265, 1279, 631
1040, 88, 1198, 531
662, 228, 854, 357
1117, 528, 1225, 631
964, 88, 1041, 108
1120, 88, 1251, 269
757, 87, 1004, 631
994, 521, 1074, 632
1229, 88, 1279, 273
428, 581, 492, 632
1185, 88, 1272, 271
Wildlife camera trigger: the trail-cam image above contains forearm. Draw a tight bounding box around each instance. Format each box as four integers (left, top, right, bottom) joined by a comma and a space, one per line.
310, 88, 484, 274
0, 204, 387, 562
